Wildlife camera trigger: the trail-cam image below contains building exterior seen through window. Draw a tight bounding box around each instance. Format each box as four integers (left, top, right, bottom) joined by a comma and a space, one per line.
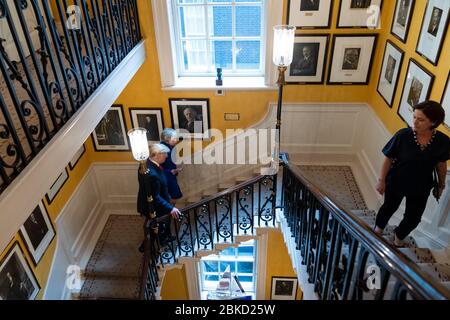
172, 0, 265, 76
199, 239, 256, 298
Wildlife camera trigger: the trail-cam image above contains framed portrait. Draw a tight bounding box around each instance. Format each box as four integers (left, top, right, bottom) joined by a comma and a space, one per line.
377, 40, 404, 107
397, 59, 434, 126
441, 72, 450, 129
92, 105, 130, 151
0, 242, 40, 300
391, 0, 415, 43
337, 0, 383, 28
129, 108, 164, 144
69, 144, 86, 170
45, 168, 68, 204
270, 276, 298, 300
416, 1, 450, 66
287, 0, 333, 29
327, 35, 377, 84
19, 201, 55, 265
286, 35, 329, 84
169, 98, 211, 139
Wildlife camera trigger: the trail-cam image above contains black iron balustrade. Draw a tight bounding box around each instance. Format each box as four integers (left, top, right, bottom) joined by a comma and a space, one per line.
280, 153, 450, 300
0, 0, 141, 193
139, 173, 277, 299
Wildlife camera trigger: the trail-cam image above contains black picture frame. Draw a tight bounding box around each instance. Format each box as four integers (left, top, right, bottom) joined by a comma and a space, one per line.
270, 276, 298, 300
19, 201, 56, 266
390, 0, 416, 43
0, 242, 40, 300
377, 40, 405, 108
129, 108, 165, 145
45, 168, 69, 205
337, 0, 383, 28
287, 0, 333, 29
286, 34, 329, 84
169, 98, 211, 140
69, 144, 86, 170
397, 58, 435, 126
441, 72, 450, 129
327, 34, 378, 85
92, 105, 130, 152
415, 0, 450, 66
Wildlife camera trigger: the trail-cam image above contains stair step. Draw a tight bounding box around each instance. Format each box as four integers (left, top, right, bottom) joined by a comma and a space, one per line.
186, 196, 202, 204
398, 248, 436, 264
79, 276, 141, 300
202, 189, 219, 197
235, 176, 253, 183
417, 263, 450, 283
218, 183, 235, 191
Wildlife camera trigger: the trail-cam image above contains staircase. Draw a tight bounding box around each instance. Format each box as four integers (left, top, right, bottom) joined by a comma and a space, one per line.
74, 156, 450, 300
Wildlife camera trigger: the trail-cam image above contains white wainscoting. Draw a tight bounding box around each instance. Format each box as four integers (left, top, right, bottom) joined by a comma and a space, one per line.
0, 41, 147, 254
279, 102, 450, 248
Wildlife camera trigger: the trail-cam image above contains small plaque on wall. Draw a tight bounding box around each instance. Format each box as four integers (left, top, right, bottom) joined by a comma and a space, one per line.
224, 113, 240, 121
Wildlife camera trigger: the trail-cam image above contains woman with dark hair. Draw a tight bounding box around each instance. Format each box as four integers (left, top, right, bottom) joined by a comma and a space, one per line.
374, 100, 450, 246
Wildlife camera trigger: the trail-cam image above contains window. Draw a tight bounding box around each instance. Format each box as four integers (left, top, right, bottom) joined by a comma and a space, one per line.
199, 240, 256, 297
171, 0, 266, 76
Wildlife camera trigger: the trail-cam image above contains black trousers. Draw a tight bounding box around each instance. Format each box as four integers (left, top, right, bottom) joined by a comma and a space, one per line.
375, 188, 430, 240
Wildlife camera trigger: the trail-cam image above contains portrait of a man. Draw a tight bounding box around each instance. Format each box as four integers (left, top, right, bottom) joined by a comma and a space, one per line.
384, 55, 397, 84
0, 250, 36, 300
407, 77, 423, 106
275, 280, 294, 296
396, 0, 411, 27
23, 206, 49, 251
178, 106, 203, 133
427, 7, 442, 37
290, 43, 319, 77
137, 114, 159, 142
350, 0, 371, 9
95, 109, 125, 146
342, 48, 361, 70
300, 0, 320, 11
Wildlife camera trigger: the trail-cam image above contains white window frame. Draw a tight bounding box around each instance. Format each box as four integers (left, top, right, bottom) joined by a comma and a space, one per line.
151, 0, 282, 90
171, 0, 266, 77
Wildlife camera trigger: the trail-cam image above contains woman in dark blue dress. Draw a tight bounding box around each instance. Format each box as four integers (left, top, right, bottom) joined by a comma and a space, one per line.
160, 128, 183, 204
374, 101, 450, 246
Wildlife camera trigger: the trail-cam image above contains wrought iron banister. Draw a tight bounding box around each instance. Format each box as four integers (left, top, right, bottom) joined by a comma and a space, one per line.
0, 0, 141, 193
139, 171, 277, 299
280, 153, 450, 300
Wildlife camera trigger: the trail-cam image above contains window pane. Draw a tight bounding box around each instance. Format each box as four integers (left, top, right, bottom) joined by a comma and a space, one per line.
183, 40, 209, 72
219, 246, 235, 256
238, 246, 254, 256
205, 274, 219, 281
208, 0, 232, 3
236, 41, 260, 70
237, 275, 253, 283
179, 0, 204, 4
203, 261, 218, 272
209, 6, 232, 37
236, 6, 261, 37
236, 0, 261, 2
237, 262, 253, 273
219, 261, 235, 272
181, 6, 206, 37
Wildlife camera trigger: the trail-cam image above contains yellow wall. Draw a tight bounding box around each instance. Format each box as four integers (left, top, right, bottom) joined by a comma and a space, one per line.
88, 0, 387, 163
368, 0, 450, 136
160, 266, 190, 300
0, 145, 91, 300
264, 229, 302, 300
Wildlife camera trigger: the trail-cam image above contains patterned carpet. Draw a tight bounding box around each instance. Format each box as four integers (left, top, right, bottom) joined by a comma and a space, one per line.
79, 215, 144, 300
298, 165, 368, 211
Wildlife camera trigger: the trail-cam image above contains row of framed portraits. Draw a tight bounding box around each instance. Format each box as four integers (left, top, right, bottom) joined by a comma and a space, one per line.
286, 34, 377, 84
0, 144, 87, 299
288, 0, 449, 66
377, 39, 450, 129
92, 100, 212, 150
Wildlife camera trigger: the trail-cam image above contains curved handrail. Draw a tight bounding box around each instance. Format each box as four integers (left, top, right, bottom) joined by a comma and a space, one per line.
280, 152, 450, 299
